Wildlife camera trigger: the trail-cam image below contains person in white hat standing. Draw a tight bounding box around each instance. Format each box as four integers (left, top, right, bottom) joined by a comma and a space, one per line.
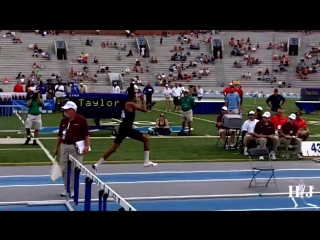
54, 101, 90, 197
163, 84, 172, 111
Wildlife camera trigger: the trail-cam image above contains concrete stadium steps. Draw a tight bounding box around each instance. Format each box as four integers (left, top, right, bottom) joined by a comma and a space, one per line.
292, 33, 320, 88
149, 35, 218, 87
0, 32, 65, 82
220, 33, 285, 88
219, 32, 301, 88
70, 35, 151, 87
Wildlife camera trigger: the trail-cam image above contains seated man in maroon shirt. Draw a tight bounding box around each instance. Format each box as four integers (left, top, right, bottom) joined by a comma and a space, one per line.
252, 111, 279, 160
279, 113, 303, 159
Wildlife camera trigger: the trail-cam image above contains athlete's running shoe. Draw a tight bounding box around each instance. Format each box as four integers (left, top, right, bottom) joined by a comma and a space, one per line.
92, 164, 98, 173
144, 161, 157, 167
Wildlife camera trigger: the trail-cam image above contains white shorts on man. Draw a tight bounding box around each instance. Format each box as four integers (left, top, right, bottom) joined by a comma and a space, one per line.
25, 114, 42, 130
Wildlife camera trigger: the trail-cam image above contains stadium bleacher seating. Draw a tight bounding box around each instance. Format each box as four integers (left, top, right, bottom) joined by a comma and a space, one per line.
0, 30, 317, 92
149, 35, 218, 88
220, 32, 301, 88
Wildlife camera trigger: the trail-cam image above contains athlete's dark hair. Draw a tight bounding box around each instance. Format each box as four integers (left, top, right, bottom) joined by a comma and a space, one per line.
127, 86, 136, 100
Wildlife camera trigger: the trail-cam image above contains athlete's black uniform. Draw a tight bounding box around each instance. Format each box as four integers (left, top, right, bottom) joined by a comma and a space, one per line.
114, 106, 143, 144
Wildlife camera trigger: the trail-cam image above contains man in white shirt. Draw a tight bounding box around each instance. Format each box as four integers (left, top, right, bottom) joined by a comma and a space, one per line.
242, 111, 259, 156
141, 47, 145, 57
179, 83, 185, 94
172, 83, 181, 112
163, 84, 172, 111
197, 85, 204, 101
54, 81, 66, 111
111, 82, 120, 93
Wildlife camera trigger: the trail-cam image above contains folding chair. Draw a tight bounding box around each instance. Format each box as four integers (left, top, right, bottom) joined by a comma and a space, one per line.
247, 148, 278, 190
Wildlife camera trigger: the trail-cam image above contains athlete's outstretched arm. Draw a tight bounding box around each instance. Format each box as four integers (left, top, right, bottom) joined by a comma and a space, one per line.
131, 101, 147, 112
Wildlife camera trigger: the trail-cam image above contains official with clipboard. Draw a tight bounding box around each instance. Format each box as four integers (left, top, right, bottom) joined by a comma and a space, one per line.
54, 101, 91, 198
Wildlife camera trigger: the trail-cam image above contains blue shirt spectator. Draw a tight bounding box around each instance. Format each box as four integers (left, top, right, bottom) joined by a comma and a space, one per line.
225, 87, 240, 113
36, 82, 47, 95
70, 83, 80, 94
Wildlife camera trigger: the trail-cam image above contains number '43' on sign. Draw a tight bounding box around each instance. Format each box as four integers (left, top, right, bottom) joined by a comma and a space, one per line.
311, 143, 320, 153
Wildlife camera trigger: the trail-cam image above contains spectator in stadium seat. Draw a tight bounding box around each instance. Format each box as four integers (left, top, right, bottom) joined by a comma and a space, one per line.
80, 83, 87, 93
132, 66, 138, 73
294, 111, 310, 140
93, 57, 98, 64
127, 49, 133, 57
216, 106, 235, 146
85, 39, 92, 46
279, 114, 303, 159
242, 111, 259, 156
13, 80, 24, 92
252, 112, 278, 160
270, 108, 287, 131
92, 74, 98, 82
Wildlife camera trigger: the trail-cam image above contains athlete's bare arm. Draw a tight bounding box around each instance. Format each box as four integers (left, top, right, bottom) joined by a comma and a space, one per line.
128, 97, 147, 112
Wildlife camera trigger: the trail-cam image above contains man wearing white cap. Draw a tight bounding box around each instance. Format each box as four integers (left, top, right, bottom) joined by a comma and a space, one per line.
279, 113, 303, 159
242, 111, 259, 156
252, 111, 279, 160
54, 101, 90, 197
216, 106, 236, 145
163, 84, 172, 111
111, 82, 120, 93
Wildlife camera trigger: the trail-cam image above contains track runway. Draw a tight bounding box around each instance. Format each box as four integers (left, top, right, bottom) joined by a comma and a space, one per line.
1, 161, 320, 211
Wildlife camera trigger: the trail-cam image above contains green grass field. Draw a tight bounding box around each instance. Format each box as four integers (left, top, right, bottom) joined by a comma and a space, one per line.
0, 98, 320, 165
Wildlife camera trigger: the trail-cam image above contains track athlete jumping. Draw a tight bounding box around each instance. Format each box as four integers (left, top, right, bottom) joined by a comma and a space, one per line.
93, 87, 157, 172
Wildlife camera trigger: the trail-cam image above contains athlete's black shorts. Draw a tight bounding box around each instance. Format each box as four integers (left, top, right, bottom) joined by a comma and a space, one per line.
114, 127, 143, 144
173, 97, 180, 106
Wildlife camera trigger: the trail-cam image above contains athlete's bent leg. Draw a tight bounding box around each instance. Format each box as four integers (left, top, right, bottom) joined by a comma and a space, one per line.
93, 143, 121, 172
102, 143, 120, 160
129, 129, 157, 167
92, 131, 126, 172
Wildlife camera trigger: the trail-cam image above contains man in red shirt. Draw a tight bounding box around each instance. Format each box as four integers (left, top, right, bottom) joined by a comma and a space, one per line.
235, 85, 243, 105
222, 83, 233, 97
270, 108, 287, 131
279, 113, 302, 159
294, 111, 310, 140
13, 80, 24, 92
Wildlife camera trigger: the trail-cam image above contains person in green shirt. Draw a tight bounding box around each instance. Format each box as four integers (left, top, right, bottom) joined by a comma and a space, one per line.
180, 90, 195, 135
24, 91, 44, 145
